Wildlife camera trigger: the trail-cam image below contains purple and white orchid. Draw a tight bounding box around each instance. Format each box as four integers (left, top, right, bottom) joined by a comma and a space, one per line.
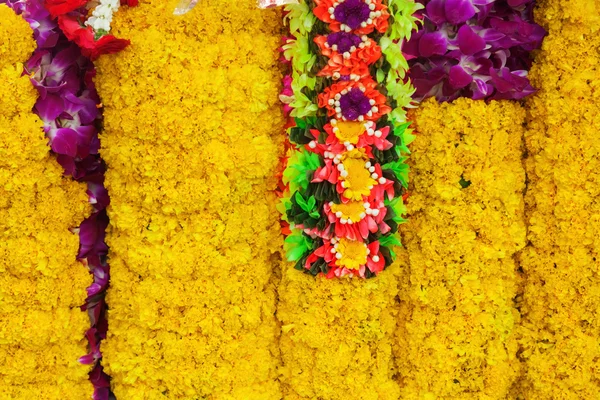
404, 0, 545, 102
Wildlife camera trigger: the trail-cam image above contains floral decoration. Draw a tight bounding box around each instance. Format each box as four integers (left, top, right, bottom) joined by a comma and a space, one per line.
279, 0, 420, 278
1, 0, 120, 398
515, 0, 600, 396
404, 0, 546, 101
0, 3, 91, 398
44, 0, 137, 60
92, 0, 285, 398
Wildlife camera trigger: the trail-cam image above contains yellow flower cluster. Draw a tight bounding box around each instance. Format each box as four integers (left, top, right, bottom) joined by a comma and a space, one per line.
515, 0, 600, 397
394, 98, 527, 398
277, 266, 402, 399
0, 5, 91, 399
94, 0, 285, 398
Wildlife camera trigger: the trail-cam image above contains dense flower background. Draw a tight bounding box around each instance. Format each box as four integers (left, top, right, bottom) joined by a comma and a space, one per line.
1, 0, 599, 398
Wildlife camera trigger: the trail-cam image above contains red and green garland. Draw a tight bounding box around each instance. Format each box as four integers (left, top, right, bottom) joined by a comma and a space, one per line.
279, 0, 420, 278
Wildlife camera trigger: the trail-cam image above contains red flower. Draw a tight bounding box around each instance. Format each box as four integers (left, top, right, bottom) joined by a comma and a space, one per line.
44, 0, 88, 18
317, 77, 391, 121
313, 0, 389, 35
120, 0, 139, 5
86, 35, 130, 60
314, 35, 382, 78
58, 15, 130, 60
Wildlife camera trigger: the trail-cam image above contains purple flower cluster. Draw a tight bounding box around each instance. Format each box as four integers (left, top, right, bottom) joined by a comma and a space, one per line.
2, 1, 112, 399
327, 32, 362, 53
334, 0, 372, 30
404, 0, 546, 101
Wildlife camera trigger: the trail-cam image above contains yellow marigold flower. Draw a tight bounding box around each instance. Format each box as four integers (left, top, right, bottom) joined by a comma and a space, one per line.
0, 5, 91, 399
394, 98, 527, 398
95, 0, 284, 398
514, 0, 600, 397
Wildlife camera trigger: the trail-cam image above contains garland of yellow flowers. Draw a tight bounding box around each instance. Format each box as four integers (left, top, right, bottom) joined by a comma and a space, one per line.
0, 5, 91, 397
279, 0, 420, 278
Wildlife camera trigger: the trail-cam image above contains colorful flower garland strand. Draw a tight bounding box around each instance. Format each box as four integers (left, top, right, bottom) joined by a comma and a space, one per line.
279, 0, 420, 278
2, 0, 127, 398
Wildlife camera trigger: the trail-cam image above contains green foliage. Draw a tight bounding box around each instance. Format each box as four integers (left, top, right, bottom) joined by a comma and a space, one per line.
283, 149, 321, 193
383, 158, 409, 188
284, 230, 314, 262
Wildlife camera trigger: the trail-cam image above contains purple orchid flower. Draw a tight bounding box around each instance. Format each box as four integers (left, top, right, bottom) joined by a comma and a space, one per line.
406, 0, 546, 101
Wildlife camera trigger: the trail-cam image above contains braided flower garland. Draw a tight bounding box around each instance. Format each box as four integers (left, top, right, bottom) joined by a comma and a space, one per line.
279, 0, 420, 278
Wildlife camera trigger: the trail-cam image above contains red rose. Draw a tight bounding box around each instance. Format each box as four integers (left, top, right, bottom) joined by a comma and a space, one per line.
120, 0, 139, 6
44, 0, 88, 18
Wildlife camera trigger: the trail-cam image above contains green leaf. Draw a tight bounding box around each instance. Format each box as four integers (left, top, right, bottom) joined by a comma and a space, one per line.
309, 210, 320, 219
283, 150, 321, 193
379, 233, 402, 248
295, 191, 309, 211
284, 230, 313, 262
385, 196, 408, 225
383, 159, 410, 188
459, 176, 472, 188
295, 118, 307, 129
307, 195, 316, 211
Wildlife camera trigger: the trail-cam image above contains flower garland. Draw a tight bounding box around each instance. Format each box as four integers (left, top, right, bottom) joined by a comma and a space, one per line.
1, 0, 118, 398
93, 0, 285, 398
395, 98, 527, 397
279, 0, 421, 279
515, 0, 600, 396
44, 0, 137, 60
404, 0, 546, 101
0, 4, 91, 398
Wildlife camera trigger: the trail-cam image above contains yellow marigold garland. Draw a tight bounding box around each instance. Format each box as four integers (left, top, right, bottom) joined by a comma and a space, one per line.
94, 0, 285, 398
515, 0, 600, 396
0, 5, 92, 398
394, 98, 527, 398
276, 0, 419, 398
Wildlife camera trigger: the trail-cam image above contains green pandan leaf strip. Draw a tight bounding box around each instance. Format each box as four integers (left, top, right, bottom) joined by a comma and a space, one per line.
383, 158, 409, 188
277, 196, 292, 220
385, 196, 408, 225
284, 2, 315, 35
380, 37, 408, 73
283, 149, 321, 193
289, 72, 318, 118
376, 68, 386, 83
284, 229, 314, 262
283, 37, 317, 74
386, 0, 424, 41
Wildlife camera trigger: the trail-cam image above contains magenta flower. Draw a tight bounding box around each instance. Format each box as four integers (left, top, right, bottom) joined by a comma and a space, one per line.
405, 0, 545, 102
